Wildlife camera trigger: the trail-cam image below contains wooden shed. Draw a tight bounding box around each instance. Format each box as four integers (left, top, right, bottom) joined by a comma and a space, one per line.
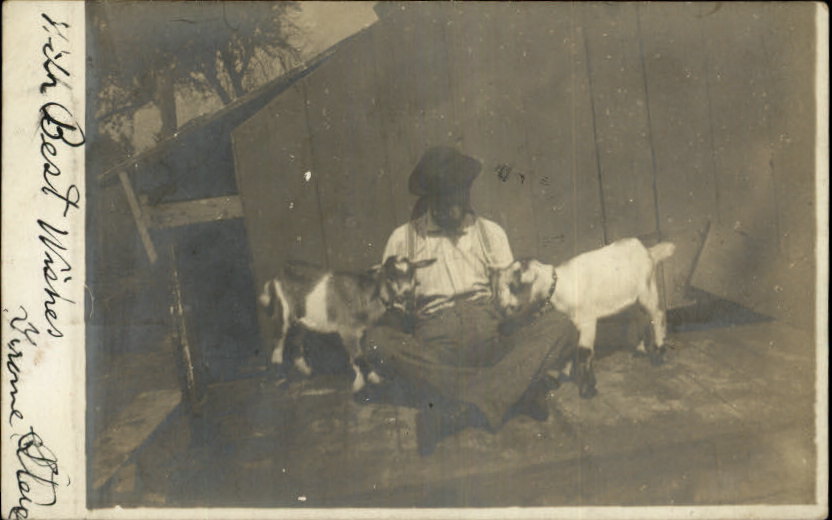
232, 2, 817, 339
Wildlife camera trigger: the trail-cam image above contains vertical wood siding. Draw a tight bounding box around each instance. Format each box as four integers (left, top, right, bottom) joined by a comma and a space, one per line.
233, 3, 816, 330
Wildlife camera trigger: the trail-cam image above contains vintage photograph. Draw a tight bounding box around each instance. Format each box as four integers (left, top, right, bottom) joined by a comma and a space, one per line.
83, 0, 823, 511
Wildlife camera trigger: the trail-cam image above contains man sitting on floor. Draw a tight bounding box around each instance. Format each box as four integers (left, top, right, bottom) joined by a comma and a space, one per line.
363, 146, 580, 456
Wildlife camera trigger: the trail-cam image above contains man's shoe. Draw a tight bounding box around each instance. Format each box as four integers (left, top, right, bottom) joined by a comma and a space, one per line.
506, 377, 554, 423
540, 373, 561, 392
509, 393, 550, 422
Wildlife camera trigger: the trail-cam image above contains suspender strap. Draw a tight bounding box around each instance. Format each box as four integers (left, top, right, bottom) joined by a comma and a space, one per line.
475, 217, 494, 266
406, 220, 415, 259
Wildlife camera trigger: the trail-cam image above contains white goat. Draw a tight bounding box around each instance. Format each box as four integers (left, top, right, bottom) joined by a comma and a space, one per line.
492, 238, 675, 397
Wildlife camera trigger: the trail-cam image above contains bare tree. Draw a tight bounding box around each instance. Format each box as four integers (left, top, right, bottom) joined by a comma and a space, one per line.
90, 1, 302, 142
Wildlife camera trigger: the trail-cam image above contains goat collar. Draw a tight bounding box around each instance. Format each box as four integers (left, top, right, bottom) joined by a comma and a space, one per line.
545, 268, 558, 302
533, 268, 558, 317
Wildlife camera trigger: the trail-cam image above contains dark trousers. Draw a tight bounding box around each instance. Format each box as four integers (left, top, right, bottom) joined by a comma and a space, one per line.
364, 299, 579, 429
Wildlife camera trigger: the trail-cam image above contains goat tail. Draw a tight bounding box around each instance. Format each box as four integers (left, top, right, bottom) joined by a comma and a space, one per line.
258, 280, 277, 314
259, 279, 288, 321
648, 242, 676, 264
260, 279, 291, 365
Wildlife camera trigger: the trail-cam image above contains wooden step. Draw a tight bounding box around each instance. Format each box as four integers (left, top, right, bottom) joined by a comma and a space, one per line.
92, 389, 181, 490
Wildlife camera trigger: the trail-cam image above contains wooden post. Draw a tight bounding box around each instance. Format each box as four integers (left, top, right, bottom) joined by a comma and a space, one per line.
168, 242, 202, 413
635, 4, 669, 309
117, 168, 158, 264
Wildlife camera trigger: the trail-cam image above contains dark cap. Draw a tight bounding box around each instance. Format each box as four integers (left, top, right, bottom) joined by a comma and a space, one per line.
408, 146, 481, 199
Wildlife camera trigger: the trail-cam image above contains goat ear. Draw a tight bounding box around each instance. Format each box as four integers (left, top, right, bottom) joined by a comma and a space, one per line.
412, 258, 437, 269
382, 255, 400, 269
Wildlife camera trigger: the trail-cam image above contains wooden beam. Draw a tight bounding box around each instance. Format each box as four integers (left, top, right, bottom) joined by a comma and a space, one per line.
146, 195, 244, 229
118, 169, 158, 264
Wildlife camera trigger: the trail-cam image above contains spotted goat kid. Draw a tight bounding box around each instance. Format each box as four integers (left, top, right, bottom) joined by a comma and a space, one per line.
258, 256, 436, 392
491, 238, 676, 398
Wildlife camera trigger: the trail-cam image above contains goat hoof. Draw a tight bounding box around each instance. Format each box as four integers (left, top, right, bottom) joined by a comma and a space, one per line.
544, 374, 561, 391
351, 372, 366, 393
554, 365, 573, 382
579, 384, 598, 399
294, 357, 313, 376
353, 386, 373, 403
367, 371, 383, 385
575, 356, 597, 399
649, 347, 666, 366
269, 363, 289, 379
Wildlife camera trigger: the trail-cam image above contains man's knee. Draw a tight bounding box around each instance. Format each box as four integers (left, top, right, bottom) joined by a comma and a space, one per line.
375, 308, 414, 332
364, 325, 385, 348
364, 325, 411, 363
530, 309, 578, 342
364, 326, 391, 357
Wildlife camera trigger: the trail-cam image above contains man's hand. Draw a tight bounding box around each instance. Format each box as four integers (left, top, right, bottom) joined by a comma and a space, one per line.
498, 307, 537, 336
377, 307, 416, 334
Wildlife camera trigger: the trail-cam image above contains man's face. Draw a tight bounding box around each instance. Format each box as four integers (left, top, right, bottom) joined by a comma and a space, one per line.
430, 194, 467, 231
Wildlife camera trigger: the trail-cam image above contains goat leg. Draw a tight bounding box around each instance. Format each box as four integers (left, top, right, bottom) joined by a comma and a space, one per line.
271, 339, 286, 365
574, 347, 597, 399
574, 319, 598, 398
638, 279, 666, 366
351, 364, 366, 393
643, 317, 666, 366
353, 355, 384, 387
285, 325, 312, 376
341, 332, 367, 393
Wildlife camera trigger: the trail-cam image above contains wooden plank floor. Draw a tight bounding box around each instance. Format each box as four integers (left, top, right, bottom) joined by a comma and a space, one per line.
113, 318, 816, 508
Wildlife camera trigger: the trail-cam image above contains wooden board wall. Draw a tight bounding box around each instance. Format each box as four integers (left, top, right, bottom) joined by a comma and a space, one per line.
233, 3, 817, 331
637, 3, 719, 308
689, 3, 817, 331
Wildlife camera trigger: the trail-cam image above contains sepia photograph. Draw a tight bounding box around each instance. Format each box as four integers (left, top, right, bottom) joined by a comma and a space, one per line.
85, 0, 824, 510
1, 1, 827, 517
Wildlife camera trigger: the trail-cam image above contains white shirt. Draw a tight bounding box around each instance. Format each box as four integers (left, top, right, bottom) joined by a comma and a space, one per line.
382, 212, 513, 315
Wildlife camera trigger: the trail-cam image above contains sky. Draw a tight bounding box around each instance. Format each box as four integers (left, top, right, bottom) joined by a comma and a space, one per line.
293, 2, 378, 59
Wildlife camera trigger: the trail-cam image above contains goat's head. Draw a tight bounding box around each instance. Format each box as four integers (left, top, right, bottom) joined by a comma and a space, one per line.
490, 258, 551, 316
371, 256, 436, 310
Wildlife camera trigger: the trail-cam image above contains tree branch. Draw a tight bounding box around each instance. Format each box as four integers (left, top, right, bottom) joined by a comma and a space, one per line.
206, 70, 233, 105
219, 47, 245, 99
97, 96, 149, 123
